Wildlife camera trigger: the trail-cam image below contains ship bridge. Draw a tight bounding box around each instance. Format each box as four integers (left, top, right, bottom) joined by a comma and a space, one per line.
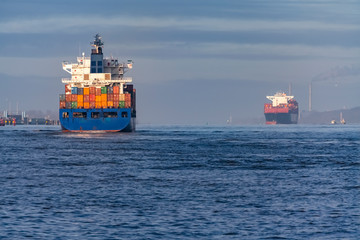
266, 92, 294, 107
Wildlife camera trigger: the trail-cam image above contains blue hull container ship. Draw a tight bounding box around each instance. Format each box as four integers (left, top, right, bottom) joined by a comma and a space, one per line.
59, 34, 136, 132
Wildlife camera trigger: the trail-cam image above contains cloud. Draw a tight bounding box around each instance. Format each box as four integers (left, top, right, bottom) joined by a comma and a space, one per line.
0, 15, 359, 34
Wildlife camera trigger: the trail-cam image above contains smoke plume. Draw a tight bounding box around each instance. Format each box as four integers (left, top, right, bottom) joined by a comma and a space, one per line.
312, 65, 360, 82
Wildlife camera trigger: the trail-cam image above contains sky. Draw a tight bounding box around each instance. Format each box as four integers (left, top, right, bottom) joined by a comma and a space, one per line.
0, 0, 359, 124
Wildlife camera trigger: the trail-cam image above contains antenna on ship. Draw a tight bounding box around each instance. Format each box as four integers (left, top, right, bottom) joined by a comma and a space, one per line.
91, 34, 104, 54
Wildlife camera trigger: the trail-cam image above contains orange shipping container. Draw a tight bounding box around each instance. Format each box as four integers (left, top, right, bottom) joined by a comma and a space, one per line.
113, 86, 119, 94
102, 101, 107, 108
113, 101, 119, 108
107, 101, 114, 108
77, 95, 84, 103
77, 101, 84, 108
119, 94, 125, 101
90, 102, 96, 108
125, 94, 131, 101
101, 93, 107, 102
96, 95, 101, 102
96, 101, 102, 108
84, 102, 90, 109
84, 87, 90, 95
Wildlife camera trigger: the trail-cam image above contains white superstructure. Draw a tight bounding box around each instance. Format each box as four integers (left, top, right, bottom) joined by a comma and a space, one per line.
61, 34, 133, 94
266, 92, 294, 107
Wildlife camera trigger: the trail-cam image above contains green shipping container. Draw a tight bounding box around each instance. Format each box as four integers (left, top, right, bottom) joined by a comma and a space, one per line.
101, 87, 107, 94
71, 102, 78, 109
119, 101, 125, 108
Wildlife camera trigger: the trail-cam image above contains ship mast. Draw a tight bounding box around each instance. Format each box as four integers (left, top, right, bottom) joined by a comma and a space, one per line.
91, 34, 104, 54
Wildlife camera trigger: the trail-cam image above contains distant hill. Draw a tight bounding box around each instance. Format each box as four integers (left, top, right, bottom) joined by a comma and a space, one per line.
299, 107, 360, 124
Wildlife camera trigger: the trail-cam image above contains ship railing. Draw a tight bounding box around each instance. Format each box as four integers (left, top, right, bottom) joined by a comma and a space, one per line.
62, 77, 132, 84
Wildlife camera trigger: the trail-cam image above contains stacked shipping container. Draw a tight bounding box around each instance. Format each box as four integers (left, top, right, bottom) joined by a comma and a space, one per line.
59, 85, 133, 110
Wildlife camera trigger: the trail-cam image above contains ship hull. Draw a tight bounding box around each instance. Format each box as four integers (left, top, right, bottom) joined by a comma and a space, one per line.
59, 108, 135, 132
265, 112, 298, 124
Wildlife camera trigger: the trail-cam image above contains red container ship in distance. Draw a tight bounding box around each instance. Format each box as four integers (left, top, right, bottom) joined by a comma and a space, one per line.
264, 92, 299, 124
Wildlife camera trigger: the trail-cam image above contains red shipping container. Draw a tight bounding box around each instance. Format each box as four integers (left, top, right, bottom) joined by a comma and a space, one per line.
84, 95, 90, 102
65, 94, 72, 102
125, 101, 131, 108
59, 101, 66, 109
107, 93, 114, 101
89, 94, 96, 102
125, 93, 131, 102
113, 86, 119, 94
65, 84, 71, 94
90, 87, 96, 95
90, 102, 96, 108
113, 94, 119, 102
95, 87, 102, 96
113, 101, 119, 108
71, 94, 78, 102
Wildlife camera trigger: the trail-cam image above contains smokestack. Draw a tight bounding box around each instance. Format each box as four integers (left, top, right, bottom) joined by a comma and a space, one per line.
309, 82, 312, 112
288, 83, 292, 96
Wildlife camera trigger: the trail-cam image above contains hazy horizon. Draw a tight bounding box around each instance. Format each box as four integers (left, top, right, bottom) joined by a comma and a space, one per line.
1, 0, 359, 124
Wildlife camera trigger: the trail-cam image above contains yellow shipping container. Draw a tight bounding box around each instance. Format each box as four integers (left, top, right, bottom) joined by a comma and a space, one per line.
96, 95, 101, 102
77, 95, 84, 102
119, 94, 125, 101
101, 93, 107, 102
84, 87, 90, 95
84, 102, 90, 109
95, 101, 102, 108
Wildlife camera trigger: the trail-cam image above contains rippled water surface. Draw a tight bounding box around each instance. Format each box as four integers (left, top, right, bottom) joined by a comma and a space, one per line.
0, 125, 359, 239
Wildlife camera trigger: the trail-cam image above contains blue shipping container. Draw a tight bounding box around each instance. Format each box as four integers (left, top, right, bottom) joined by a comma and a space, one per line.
71, 87, 78, 94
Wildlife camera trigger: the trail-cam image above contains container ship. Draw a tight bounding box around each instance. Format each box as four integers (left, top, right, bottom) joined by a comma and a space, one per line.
264, 92, 298, 124
59, 34, 136, 132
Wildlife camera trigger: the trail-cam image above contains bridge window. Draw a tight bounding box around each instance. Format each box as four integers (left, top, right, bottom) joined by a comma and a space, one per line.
98, 61, 102, 66
98, 68, 102, 73
91, 67, 96, 73
91, 61, 96, 67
